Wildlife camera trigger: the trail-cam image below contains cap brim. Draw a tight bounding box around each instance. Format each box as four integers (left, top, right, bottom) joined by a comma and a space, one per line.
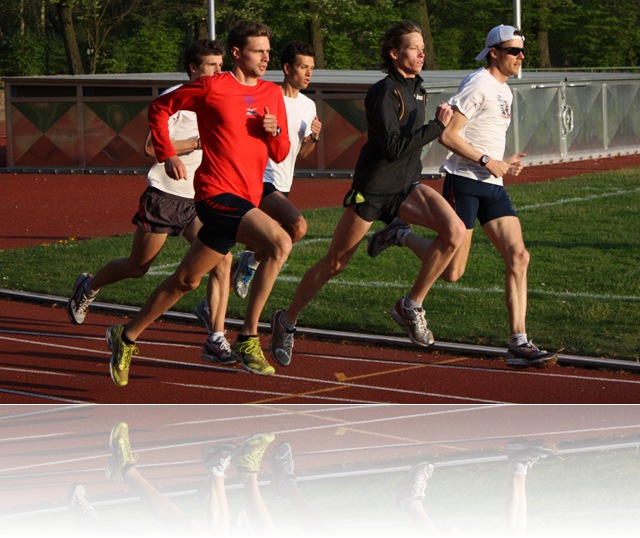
475, 47, 490, 61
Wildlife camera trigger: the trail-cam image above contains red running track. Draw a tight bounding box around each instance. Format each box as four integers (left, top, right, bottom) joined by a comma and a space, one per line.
1, 155, 640, 404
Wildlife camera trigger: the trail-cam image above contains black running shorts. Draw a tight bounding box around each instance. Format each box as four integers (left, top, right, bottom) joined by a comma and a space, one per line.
343, 181, 419, 224
195, 193, 256, 254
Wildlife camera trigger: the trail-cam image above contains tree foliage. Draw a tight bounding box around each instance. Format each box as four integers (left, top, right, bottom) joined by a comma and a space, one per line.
0, 0, 639, 77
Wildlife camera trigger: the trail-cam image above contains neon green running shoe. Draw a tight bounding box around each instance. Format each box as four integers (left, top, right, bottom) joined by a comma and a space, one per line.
106, 422, 138, 483
106, 324, 139, 387
233, 337, 275, 376
235, 433, 275, 473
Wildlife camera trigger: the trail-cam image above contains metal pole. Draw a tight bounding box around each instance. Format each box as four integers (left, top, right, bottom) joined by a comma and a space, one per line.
208, 0, 215, 39
514, 0, 522, 79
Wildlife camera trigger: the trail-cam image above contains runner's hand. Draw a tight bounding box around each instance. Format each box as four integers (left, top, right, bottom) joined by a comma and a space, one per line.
506, 153, 527, 176
164, 155, 188, 181
263, 107, 279, 137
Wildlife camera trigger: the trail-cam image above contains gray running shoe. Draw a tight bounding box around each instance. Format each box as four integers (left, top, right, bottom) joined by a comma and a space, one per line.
271, 442, 296, 498
390, 298, 434, 347
67, 273, 96, 325
506, 441, 557, 474
505, 341, 557, 369
69, 484, 100, 520
203, 443, 238, 477
367, 218, 410, 258
193, 298, 212, 333
269, 310, 295, 366
233, 251, 257, 299
395, 462, 434, 505
202, 336, 239, 365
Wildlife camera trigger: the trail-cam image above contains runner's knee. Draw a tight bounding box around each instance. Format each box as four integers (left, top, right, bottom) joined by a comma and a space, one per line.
287, 216, 307, 244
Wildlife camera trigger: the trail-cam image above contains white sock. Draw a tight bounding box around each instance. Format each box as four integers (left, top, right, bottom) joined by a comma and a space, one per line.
397, 227, 411, 246
510, 333, 527, 347
402, 296, 421, 310
209, 331, 225, 343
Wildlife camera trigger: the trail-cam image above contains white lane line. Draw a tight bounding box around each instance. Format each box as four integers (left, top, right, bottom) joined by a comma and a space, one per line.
517, 186, 640, 211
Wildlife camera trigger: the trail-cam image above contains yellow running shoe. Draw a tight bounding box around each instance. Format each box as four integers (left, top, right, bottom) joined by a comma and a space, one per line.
233, 337, 275, 376
106, 422, 138, 483
235, 433, 276, 473
106, 325, 139, 387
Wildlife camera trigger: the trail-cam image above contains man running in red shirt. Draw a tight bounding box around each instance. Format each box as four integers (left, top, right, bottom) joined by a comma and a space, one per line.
106, 20, 291, 384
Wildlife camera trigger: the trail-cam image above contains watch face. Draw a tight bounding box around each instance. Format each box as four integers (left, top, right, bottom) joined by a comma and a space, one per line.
481, 155, 490, 165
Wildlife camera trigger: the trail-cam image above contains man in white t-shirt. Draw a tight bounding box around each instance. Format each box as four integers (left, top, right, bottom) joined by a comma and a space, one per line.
67, 39, 238, 366
368, 25, 556, 369
231, 41, 322, 299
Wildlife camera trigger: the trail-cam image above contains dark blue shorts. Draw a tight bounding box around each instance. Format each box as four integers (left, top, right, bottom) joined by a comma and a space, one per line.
195, 193, 256, 254
442, 173, 517, 229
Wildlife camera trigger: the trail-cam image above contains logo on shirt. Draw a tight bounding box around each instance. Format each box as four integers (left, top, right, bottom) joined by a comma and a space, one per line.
246, 107, 259, 117
415, 94, 424, 101
497, 95, 510, 119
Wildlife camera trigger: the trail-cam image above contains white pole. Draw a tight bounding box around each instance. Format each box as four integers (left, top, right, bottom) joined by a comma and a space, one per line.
513, 0, 521, 29
514, 0, 522, 79
209, 0, 215, 39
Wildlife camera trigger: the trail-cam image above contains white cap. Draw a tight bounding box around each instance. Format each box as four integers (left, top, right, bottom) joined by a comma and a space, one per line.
475, 25, 525, 61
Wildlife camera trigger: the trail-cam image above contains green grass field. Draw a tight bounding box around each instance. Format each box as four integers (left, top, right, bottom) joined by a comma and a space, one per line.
1, 169, 639, 360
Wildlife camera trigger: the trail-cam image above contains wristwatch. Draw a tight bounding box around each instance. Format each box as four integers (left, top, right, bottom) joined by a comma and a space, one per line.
479, 154, 490, 167
273, 126, 281, 138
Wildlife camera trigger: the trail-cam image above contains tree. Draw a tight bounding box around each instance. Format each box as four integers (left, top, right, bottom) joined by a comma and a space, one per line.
54, 0, 85, 74
402, 0, 438, 69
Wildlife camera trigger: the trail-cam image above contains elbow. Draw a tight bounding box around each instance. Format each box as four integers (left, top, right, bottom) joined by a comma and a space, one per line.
438, 133, 452, 150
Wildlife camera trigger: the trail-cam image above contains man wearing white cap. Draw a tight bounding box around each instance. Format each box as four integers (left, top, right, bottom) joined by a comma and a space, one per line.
368, 24, 557, 369
439, 24, 556, 368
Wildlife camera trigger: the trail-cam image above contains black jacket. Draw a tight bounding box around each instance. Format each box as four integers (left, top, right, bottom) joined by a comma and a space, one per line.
352, 68, 444, 195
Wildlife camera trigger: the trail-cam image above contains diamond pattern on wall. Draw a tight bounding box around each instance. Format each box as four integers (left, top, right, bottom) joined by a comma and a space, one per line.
11, 104, 80, 166
83, 103, 149, 167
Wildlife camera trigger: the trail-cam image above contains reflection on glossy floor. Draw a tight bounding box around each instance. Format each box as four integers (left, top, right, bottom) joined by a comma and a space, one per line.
1, 404, 639, 537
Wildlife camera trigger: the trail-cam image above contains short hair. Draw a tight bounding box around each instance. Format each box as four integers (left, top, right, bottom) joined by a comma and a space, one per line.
280, 41, 315, 72
378, 20, 423, 72
182, 39, 226, 76
227, 20, 272, 52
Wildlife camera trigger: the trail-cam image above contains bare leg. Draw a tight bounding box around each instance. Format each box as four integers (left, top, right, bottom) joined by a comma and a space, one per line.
123, 238, 226, 341
283, 207, 372, 325
236, 209, 292, 335
395, 184, 466, 304
483, 216, 529, 336
90, 228, 168, 290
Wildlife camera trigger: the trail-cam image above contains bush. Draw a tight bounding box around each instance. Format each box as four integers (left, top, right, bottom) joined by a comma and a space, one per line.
101, 23, 184, 74
0, 32, 47, 76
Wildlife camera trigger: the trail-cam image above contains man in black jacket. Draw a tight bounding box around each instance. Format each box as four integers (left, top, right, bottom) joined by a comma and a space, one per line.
269, 20, 466, 366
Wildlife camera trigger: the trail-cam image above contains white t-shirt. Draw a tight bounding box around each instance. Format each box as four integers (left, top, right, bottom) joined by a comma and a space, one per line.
263, 92, 316, 193
440, 68, 513, 186
147, 84, 201, 198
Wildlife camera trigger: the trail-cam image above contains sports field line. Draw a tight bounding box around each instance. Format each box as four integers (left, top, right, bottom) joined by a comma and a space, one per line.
516, 186, 640, 211
148, 266, 638, 302
147, 186, 639, 303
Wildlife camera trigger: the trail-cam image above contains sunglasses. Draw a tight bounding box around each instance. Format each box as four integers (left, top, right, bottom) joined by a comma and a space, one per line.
494, 46, 525, 56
